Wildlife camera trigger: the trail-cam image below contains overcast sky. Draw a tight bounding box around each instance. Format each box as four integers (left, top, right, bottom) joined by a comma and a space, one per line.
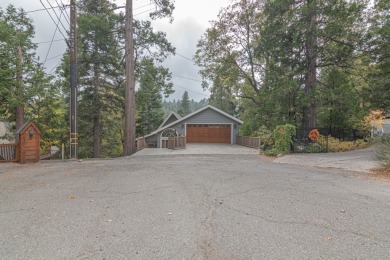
0, 0, 232, 101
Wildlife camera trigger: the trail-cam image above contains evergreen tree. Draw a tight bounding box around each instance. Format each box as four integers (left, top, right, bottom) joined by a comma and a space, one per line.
0, 5, 43, 127
178, 91, 191, 116
136, 58, 172, 136
365, 0, 390, 111
76, 0, 124, 158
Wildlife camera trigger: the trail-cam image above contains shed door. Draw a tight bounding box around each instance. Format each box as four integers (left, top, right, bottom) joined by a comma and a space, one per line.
186, 124, 231, 143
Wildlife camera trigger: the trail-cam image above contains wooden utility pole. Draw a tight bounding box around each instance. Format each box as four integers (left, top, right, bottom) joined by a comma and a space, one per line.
69, 0, 78, 159
16, 44, 24, 129
124, 0, 136, 156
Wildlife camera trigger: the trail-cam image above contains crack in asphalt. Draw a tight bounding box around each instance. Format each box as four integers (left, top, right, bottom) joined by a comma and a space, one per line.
224, 205, 390, 244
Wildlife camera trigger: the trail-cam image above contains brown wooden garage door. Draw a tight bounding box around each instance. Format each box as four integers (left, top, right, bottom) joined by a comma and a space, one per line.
186, 124, 231, 143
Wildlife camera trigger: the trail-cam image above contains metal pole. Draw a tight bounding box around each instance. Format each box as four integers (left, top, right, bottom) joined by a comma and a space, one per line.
70, 0, 78, 159
16, 43, 24, 129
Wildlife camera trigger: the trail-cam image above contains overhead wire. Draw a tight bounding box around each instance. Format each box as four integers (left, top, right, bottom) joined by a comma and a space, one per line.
56, 0, 71, 24
33, 0, 204, 98
172, 74, 202, 82
172, 83, 209, 97
45, 0, 70, 28
43, 11, 63, 67
39, 0, 69, 44
175, 52, 195, 62
26, 5, 66, 14
36, 39, 65, 44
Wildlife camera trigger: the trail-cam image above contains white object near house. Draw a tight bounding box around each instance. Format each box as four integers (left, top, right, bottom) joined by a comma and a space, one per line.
372, 118, 390, 137
0, 121, 15, 144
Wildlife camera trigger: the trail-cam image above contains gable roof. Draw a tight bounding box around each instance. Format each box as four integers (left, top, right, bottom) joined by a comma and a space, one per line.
16, 121, 41, 135
145, 105, 243, 138
158, 111, 181, 129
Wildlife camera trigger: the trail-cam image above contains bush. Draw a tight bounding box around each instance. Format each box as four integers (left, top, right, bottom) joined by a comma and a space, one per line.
326, 136, 368, 152
263, 124, 296, 156
255, 125, 273, 151
374, 136, 390, 170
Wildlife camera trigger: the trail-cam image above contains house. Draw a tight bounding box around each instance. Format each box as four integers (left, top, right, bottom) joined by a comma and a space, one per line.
372, 117, 390, 137
144, 105, 243, 148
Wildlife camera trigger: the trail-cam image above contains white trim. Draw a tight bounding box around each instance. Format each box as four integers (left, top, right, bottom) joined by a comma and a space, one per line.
159, 128, 178, 148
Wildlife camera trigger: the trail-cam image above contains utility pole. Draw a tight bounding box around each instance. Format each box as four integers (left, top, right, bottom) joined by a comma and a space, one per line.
124, 0, 136, 156
16, 44, 24, 130
69, 0, 78, 159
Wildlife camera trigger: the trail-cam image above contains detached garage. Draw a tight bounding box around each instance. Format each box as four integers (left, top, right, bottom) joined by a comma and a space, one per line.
186, 124, 231, 143
144, 105, 243, 148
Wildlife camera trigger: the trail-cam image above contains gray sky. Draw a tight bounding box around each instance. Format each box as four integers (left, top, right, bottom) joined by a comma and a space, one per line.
1, 0, 232, 101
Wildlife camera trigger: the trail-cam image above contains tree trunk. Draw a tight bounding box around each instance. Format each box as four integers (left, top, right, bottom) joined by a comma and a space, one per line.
93, 48, 101, 158
303, 0, 317, 128
16, 45, 24, 129
124, 0, 136, 156
93, 115, 100, 158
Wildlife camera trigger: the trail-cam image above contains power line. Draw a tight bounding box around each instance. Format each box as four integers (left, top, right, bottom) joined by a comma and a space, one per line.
172, 74, 202, 82
45, 53, 64, 62
36, 38, 65, 44
172, 83, 209, 97
48, 60, 62, 75
45, 0, 70, 29
39, 0, 69, 44
56, 0, 71, 25
134, 8, 156, 17
176, 52, 194, 62
26, 5, 68, 14
43, 11, 63, 67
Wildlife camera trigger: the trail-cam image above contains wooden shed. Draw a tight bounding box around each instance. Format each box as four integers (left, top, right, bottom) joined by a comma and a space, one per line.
16, 121, 41, 164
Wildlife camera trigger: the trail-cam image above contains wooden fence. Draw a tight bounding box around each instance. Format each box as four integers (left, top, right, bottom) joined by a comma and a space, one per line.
236, 136, 261, 149
0, 144, 19, 162
136, 137, 146, 151
167, 136, 186, 149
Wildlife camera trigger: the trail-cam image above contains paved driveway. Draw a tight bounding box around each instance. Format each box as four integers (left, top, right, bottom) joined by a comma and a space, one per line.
0, 149, 389, 259
274, 148, 379, 173
133, 143, 259, 156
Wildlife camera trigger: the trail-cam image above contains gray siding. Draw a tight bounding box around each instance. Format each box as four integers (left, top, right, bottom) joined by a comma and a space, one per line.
145, 135, 158, 147
149, 108, 241, 147
161, 114, 179, 128
185, 108, 236, 124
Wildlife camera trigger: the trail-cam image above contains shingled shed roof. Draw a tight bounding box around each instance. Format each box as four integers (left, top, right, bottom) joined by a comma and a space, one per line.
16, 121, 41, 135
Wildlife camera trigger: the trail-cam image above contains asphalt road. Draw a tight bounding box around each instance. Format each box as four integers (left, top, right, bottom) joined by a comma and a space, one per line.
1, 153, 390, 259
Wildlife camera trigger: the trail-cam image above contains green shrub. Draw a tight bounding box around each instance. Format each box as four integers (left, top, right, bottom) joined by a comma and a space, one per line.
263, 124, 296, 156
375, 136, 390, 170
255, 125, 273, 151
326, 136, 368, 152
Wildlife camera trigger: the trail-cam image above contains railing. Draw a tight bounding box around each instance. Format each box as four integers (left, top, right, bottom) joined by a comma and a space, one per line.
236, 136, 261, 149
0, 144, 19, 162
136, 137, 146, 151
293, 128, 328, 153
167, 136, 186, 149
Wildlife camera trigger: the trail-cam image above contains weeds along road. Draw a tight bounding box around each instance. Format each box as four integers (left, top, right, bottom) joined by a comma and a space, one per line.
0, 154, 389, 259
